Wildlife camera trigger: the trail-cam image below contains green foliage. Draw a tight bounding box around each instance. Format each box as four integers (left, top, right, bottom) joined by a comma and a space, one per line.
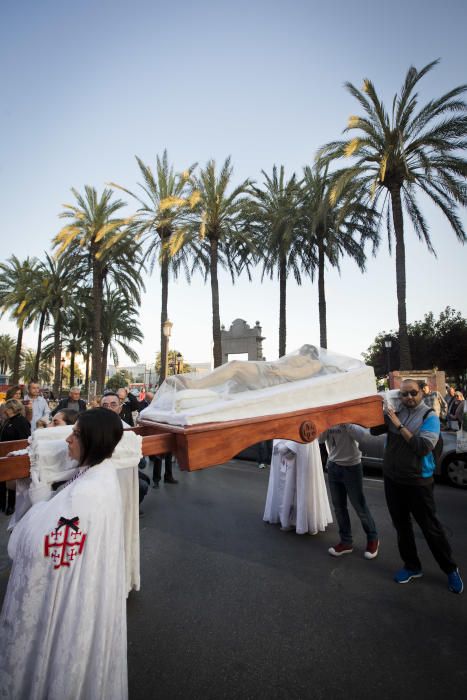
106, 369, 134, 392
0, 334, 17, 375
20, 350, 53, 384
155, 350, 191, 375
363, 307, 467, 381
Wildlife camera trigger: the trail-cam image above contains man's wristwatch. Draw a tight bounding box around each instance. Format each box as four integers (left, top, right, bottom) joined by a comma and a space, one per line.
397, 424, 404, 431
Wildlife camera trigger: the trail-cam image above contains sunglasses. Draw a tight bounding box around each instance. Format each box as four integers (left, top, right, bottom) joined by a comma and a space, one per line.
401, 390, 419, 398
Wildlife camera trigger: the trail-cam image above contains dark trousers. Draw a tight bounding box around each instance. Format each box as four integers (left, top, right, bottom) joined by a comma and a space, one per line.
328, 461, 378, 544
151, 453, 173, 483
384, 476, 457, 574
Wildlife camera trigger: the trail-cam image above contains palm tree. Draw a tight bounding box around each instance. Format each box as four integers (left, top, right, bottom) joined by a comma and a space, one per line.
53, 186, 144, 392
20, 349, 53, 385
0, 334, 16, 376
100, 288, 143, 381
249, 166, 303, 357
111, 150, 197, 382
318, 60, 467, 369
300, 163, 378, 348
29, 253, 82, 387
190, 157, 252, 366
0, 256, 38, 383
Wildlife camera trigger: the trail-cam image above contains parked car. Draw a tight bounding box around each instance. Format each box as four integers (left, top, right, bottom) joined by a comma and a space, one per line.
358, 429, 467, 489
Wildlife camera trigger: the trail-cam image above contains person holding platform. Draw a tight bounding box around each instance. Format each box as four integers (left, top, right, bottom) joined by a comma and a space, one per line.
0, 408, 129, 698
371, 378, 463, 594
320, 424, 379, 559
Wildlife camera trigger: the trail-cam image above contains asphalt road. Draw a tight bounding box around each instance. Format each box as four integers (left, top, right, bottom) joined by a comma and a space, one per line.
1, 461, 466, 699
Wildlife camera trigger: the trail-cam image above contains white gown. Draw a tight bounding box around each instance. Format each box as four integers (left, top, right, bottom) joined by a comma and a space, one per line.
0, 460, 128, 700
263, 439, 333, 535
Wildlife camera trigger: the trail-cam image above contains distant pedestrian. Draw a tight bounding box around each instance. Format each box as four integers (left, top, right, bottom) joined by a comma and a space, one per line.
51, 386, 86, 416
23, 382, 50, 431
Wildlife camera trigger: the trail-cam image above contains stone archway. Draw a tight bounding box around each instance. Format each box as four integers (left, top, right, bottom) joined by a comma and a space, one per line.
220, 319, 265, 364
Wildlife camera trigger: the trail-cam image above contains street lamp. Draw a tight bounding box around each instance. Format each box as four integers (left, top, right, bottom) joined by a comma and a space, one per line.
162, 319, 173, 382
384, 339, 392, 379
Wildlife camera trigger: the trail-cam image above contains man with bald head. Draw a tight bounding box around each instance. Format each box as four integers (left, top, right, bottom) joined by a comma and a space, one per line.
372, 378, 463, 594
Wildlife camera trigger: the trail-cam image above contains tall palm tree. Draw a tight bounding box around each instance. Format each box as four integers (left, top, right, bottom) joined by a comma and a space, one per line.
20, 349, 53, 385
300, 163, 378, 348
249, 166, 303, 357
53, 186, 143, 392
318, 60, 467, 369
0, 334, 16, 376
28, 252, 82, 386
111, 150, 197, 382
189, 157, 252, 366
101, 288, 143, 379
0, 256, 38, 383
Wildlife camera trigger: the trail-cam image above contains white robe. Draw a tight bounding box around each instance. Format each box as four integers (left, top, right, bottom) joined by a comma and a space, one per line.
7, 426, 142, 595
0, 460, 128, 700
263, 439, 333, 535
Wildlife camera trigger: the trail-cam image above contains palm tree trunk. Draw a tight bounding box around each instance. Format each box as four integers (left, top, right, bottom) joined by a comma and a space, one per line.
53, 322, 62, 397
12, 325, 23, 384
91, 256, 103, 393
101, 342, 109, 388
390, 187, 412, 370
159, 241, 170, 383
210, 237, 223, 367
278, 253, 287, 357
84, 349, 90, 393
318, 242, 327, 349
70, 347, 76, 387
33, 310, 46, 381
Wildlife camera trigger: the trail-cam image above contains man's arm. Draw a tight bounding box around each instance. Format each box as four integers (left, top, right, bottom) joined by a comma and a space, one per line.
386, 407, 439, 456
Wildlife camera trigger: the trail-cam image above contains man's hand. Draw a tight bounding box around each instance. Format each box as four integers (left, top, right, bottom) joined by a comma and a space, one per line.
386, 406, 402, 429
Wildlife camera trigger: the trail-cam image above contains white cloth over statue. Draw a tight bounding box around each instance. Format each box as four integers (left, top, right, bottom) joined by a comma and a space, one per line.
7, 426, 142, 594
263, 439, 333, 534
0, 459, 128, 699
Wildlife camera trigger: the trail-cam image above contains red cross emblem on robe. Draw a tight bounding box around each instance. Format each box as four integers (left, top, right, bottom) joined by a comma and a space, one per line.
44, 516, 87, 570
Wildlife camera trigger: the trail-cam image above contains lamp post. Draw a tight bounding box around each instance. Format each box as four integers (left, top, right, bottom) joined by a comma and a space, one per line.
384, 339, 392, 380
161, 319, 173, 383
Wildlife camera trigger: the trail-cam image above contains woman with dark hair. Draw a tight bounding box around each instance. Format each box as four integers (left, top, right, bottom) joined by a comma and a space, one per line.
5, 385, 23, 401
0, 408, 128, 699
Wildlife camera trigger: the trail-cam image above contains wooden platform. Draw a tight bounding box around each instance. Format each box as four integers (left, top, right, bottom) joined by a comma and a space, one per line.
0, 394, 384, 480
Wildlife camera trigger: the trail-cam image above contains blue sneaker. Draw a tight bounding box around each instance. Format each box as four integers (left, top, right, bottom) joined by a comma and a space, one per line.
447, 569, 464, 594
393, 568, 423, 584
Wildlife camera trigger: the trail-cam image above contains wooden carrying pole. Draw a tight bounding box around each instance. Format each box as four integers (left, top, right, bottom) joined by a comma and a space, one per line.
0, 396, 384, 481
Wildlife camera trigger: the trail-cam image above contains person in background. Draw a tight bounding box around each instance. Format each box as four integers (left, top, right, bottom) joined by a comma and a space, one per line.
51, 386, 87, 416
447, 391, 464, 430
51, 408, 79, 426
23, 381, 50, 431
5, 386, 23, 401
0, 399, 31, 514
117, 388, 139, 427
101, 392, 131, 427
419, 381, 448, 422
138, 391, 154, 411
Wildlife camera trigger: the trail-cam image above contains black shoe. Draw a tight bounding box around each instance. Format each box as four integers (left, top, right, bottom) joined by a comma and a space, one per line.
5, 506, 14, 516
164, 476, 178, 484
152, 481, 160, 489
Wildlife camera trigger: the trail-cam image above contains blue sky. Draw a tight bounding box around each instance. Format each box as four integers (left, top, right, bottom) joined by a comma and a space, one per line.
1, 0, 466, 365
